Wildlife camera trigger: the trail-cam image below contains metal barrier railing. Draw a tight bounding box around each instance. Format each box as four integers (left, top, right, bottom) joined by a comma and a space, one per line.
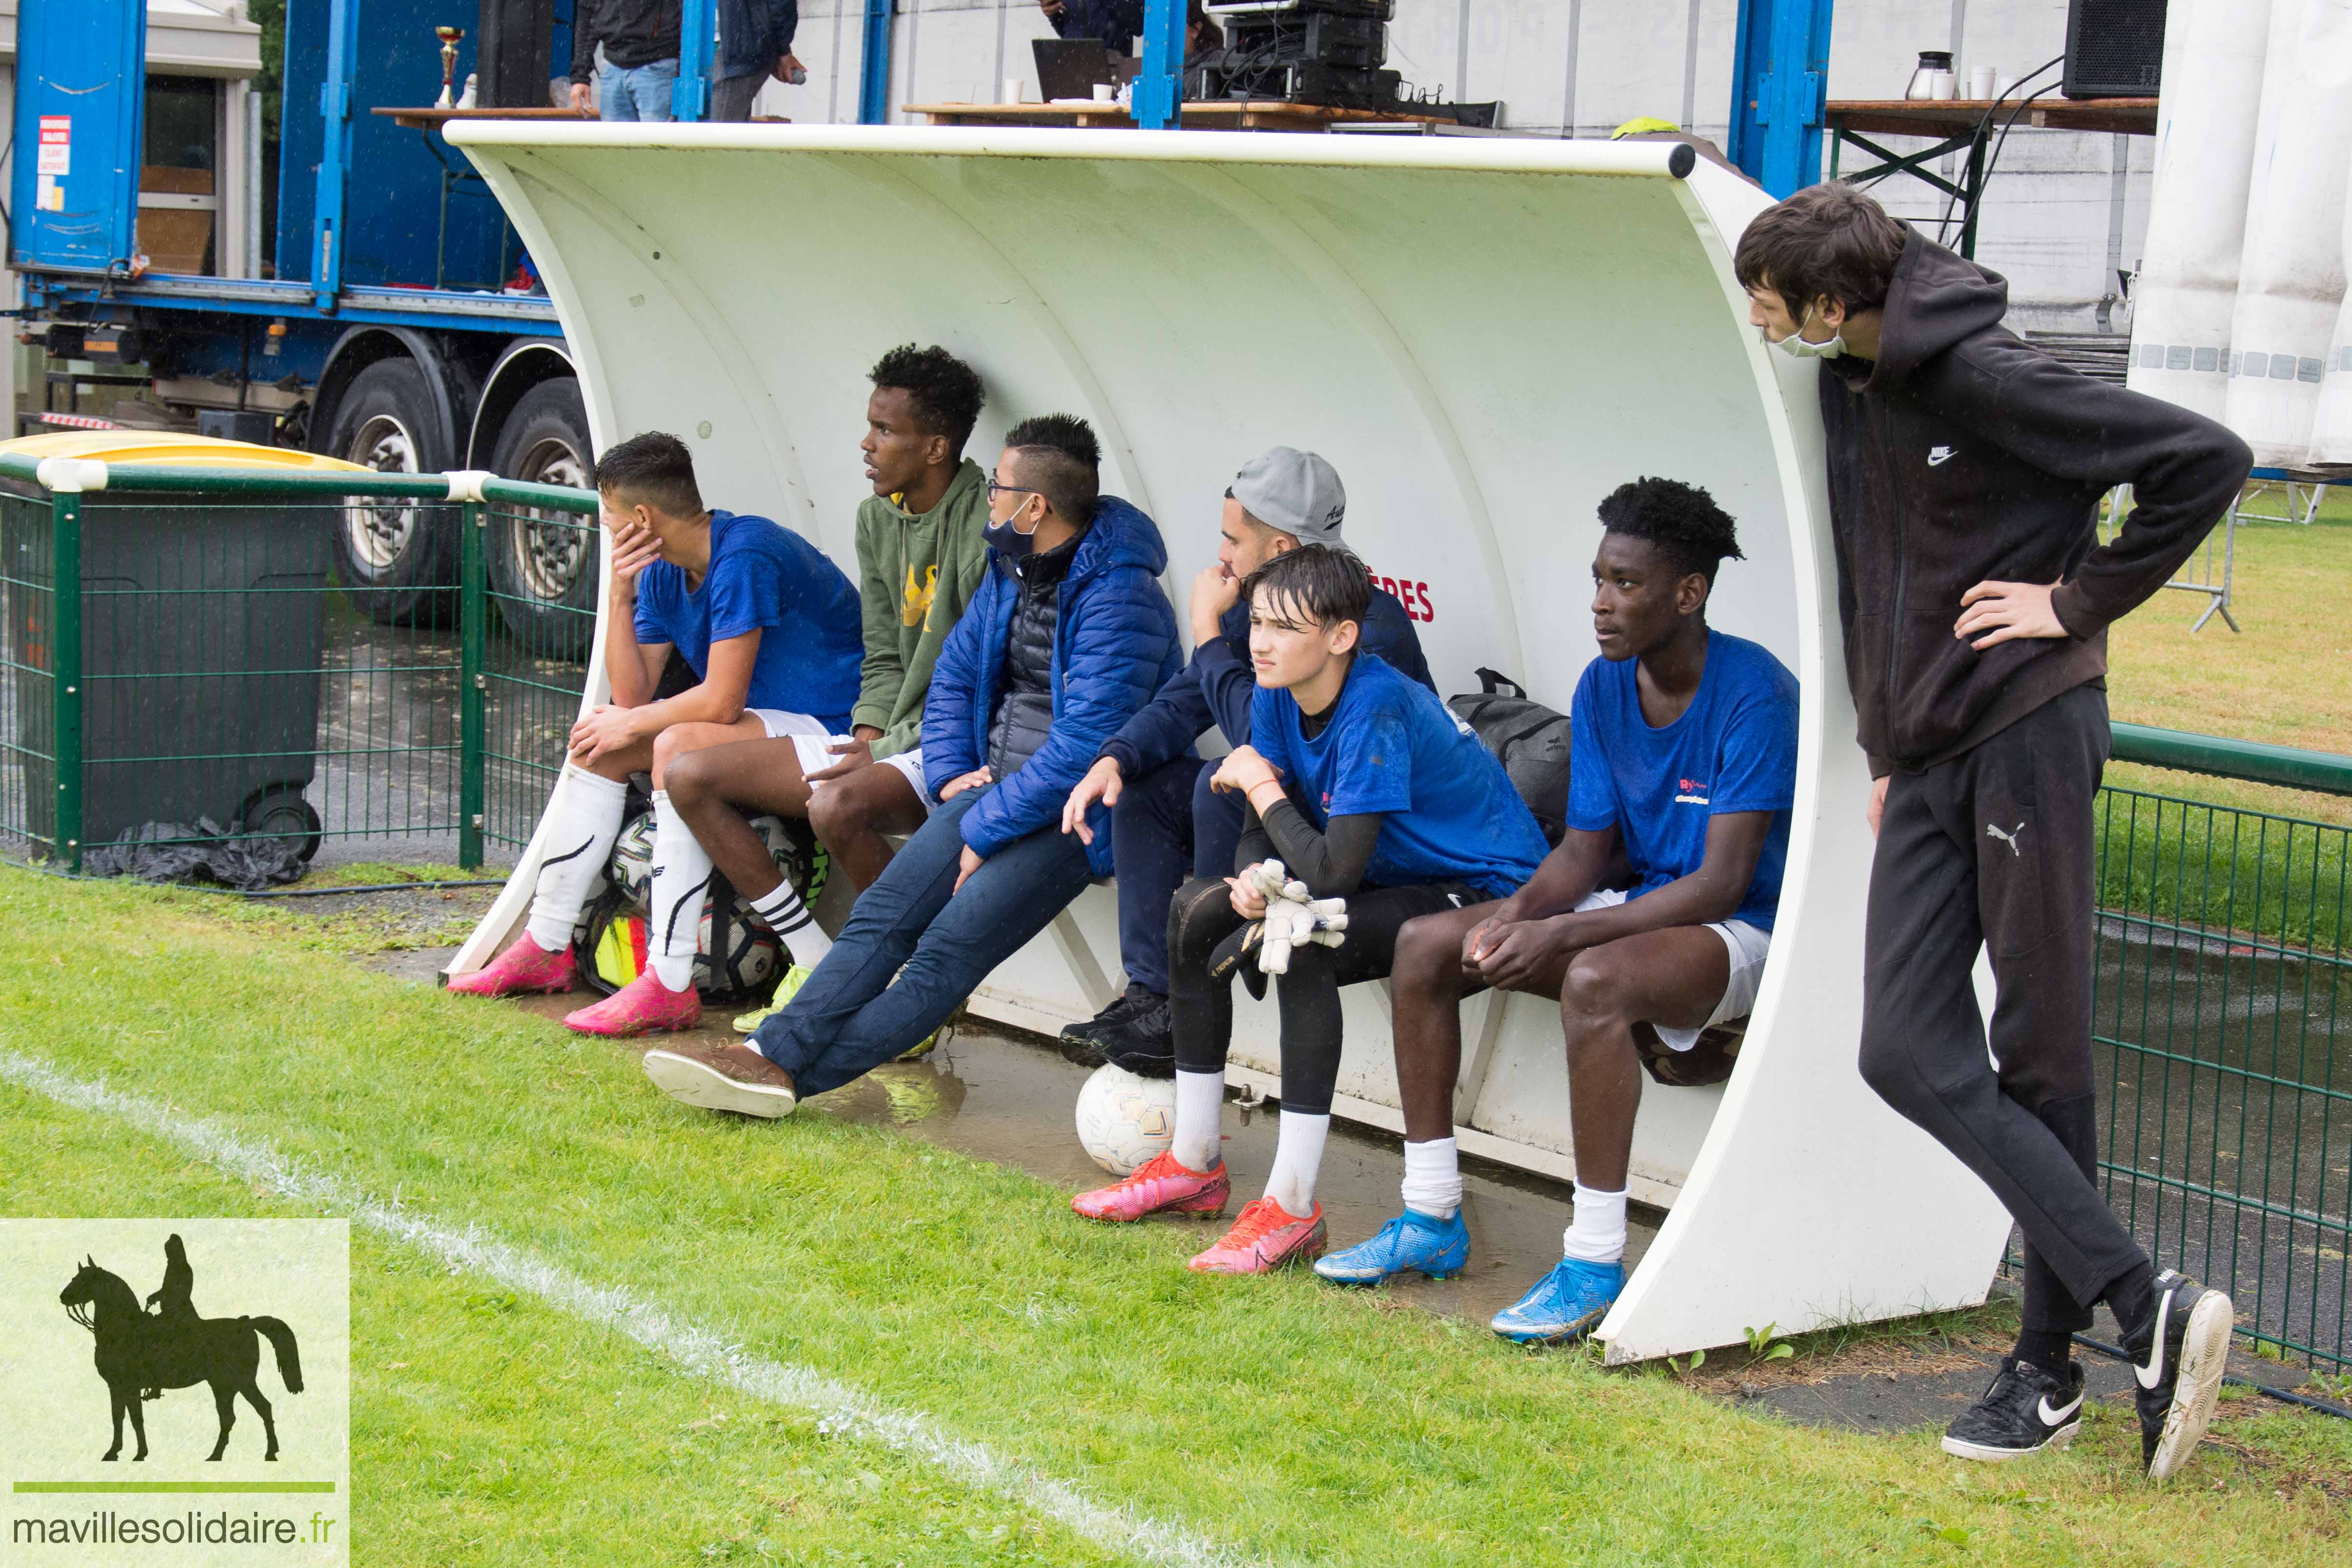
0, 453, 596, 872
2095, 723, 2349, 1369
0, 455, 2344, 1367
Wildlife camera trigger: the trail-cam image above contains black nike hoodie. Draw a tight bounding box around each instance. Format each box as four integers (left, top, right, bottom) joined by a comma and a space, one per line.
1816, 231, 2251, 774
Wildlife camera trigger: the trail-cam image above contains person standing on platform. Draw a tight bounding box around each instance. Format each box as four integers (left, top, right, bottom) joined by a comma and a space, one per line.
571, 0, 684, 122
711, 0, 804, 122
1738, 181, 2251, 1480
1038, 0, 1145, 60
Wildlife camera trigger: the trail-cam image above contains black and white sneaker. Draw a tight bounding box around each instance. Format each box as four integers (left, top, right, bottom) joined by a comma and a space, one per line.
1059, 986, 1156, 1067
1939, 1357, 2085, 1462
2131, 1269, 2234, 1481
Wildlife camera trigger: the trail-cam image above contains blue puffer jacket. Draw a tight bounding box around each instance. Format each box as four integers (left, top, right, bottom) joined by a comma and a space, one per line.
923, 497, 1180, 877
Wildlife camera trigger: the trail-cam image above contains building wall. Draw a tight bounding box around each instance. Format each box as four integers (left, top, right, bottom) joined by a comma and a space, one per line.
771, 1, 2150, 335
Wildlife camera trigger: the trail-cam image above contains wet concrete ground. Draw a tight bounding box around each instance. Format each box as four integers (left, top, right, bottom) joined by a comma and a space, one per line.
366, 943, 2341, 1437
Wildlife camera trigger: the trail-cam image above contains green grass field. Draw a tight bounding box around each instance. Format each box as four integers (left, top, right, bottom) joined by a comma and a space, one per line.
2098, 503, 2352, 948
3, 868, 2347, 1566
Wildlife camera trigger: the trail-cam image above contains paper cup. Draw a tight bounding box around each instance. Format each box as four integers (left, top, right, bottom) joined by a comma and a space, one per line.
1002, 77, 1027, 105
1092, 83, 1117, 103
1967, 66, 1997, 100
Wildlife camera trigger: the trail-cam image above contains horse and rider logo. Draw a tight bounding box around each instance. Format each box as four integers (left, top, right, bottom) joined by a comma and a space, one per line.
58, 1234, 303, 1463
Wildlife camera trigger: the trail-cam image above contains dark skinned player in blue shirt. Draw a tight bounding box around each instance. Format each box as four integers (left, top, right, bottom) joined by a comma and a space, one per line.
1337, 478, 1799, 1342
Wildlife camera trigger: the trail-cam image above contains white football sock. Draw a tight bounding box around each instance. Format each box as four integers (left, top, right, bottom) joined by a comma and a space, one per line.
524, 765, 629, 951
1400, 1136, 1462, 1221
747, 877, 832, 969
1170, 1069, 1224, 1174
1560, 1182, 1629, 1265
1263, 1109, 1330, 1218
646, 790, 713, 992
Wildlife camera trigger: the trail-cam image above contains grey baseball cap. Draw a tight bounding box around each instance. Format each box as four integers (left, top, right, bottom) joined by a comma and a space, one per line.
1228, 447, 1346, 546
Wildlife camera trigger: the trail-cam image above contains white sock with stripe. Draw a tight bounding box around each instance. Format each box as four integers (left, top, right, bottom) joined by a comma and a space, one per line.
1400, 1136, 1462, 1221
1170, 1069, 1224, 1174
1263, 1110, 1330, 1218
646, 790, 713, 992
523, 765, 629, 952
1560, 1182, 1628, 1266
747, 875, 832, 969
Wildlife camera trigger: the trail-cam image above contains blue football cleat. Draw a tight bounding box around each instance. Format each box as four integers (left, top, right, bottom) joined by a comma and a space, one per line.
1313, 1208, 1471, 1286
1490, 1256, 1625, 1344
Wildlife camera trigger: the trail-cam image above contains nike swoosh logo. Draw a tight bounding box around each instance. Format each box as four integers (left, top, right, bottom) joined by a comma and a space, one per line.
2038, 1392, 2084, 1425
1928, 448, 1956, 466
2136, 1287, 2177, 1389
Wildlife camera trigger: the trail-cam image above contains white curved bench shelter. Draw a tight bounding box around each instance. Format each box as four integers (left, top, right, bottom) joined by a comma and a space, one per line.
443, 121, 2010, 1361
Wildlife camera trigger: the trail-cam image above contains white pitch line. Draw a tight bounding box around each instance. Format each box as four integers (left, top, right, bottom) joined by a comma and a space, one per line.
0, 1049, 1270, 1568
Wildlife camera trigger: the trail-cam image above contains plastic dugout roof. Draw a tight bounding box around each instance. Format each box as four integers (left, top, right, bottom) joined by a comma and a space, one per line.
443, 121, 2010, 1362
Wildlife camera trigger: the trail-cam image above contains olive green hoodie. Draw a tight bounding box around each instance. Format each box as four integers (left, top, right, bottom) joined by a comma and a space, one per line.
850, 458, 992, 761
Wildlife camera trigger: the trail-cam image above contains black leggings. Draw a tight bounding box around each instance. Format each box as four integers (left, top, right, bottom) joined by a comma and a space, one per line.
1167, 877, 1470, 1115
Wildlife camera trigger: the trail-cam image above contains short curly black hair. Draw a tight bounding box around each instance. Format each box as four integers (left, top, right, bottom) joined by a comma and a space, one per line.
869, 343, 986, 456
1596, 476, 1745, 585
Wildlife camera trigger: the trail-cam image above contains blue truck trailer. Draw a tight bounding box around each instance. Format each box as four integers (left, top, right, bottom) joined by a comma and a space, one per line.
5, 0, 718, 647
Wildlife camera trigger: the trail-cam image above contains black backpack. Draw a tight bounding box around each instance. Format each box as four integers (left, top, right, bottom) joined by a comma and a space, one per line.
1448, 668, 1572, 845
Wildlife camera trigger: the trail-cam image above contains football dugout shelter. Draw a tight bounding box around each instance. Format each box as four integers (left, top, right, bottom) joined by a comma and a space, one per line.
442, 121, 2011, 1362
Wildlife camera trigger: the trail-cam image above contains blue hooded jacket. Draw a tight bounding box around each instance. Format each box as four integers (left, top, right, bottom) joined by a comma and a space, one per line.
922, 497, 1180, 877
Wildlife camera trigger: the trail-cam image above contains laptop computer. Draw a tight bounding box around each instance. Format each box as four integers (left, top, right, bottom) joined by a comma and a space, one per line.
1033, 38, 1116, 103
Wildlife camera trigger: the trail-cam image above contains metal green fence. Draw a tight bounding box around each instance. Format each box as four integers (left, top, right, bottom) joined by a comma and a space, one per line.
0, 454, 596, 872
0, 454, 2347, 1370
2090, 726, 2351, 1371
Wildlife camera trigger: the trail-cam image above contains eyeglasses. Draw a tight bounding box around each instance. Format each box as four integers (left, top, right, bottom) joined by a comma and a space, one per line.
985, 478, 1039, 502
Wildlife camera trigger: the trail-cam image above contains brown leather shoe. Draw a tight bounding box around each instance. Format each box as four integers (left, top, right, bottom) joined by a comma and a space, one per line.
641, 1039, 799, 1119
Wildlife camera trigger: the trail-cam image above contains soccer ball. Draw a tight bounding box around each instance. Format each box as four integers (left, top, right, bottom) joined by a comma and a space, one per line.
608, 811, 658, 910
585, 899, 782, 1003
1074, 1064, 1179, 1176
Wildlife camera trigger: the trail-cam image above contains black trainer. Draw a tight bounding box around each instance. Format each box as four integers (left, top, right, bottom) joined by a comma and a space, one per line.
1059, 985, 1156, 1067
1097, 996, 1175, 1079
1939, 1356, 2084, 1462
2129, 1269, 2234, 1481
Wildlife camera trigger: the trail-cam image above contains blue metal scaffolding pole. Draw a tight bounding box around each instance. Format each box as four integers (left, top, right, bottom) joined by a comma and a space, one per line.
674, 0, 716, 121
858, 0, 895, 125
1727, 0, 1833, 197
1134, 0, 1186, 130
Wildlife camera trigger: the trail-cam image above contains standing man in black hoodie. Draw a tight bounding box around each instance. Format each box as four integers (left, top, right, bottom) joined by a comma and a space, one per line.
1736, 183, 2251, 1480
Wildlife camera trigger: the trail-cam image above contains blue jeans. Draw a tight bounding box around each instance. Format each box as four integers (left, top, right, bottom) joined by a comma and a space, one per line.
751, 788, 1096, 1097
600, 58, 679, 121
1109, 757, 1246, 997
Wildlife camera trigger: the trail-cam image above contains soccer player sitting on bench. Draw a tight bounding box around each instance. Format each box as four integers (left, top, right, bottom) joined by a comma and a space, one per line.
450, 432, 864, 1036
637, 414, 1179, 1117
661, 345, 994, 1034
1070, 545, 1549, 1275
1328, 478, 1797, 1341
1057, 446, 1433, 1077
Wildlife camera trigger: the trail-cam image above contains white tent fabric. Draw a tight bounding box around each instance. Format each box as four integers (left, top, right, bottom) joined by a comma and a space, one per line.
2221, 0, 2352, 468
441, 121, 2013, 1362
2124, 0, 2271, 422
2137, 0, 2352, 467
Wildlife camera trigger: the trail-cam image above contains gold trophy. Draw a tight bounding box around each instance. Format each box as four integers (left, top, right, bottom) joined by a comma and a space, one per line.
435, 26, 466, 109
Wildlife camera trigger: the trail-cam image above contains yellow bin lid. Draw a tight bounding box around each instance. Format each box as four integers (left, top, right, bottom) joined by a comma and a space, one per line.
0, 431, 370, 473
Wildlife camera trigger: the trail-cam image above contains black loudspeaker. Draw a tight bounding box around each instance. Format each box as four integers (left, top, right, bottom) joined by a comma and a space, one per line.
2062, 0, 2166, 100
477, 0, 557, 109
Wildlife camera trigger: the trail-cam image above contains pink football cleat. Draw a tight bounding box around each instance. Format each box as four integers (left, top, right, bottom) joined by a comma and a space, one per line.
1188, 1197, 1327, 1275
1072, 1151, 1230, 1223
562, 970, 701, 1037
446, 935, 576, 998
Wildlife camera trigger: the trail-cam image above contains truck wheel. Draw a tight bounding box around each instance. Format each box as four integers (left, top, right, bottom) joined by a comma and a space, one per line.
325, 358, 456, 625
485, 377, 596, 660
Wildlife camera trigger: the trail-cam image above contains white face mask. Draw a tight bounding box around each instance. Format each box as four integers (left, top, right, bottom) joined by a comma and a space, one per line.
1766, 304, 1846, 360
